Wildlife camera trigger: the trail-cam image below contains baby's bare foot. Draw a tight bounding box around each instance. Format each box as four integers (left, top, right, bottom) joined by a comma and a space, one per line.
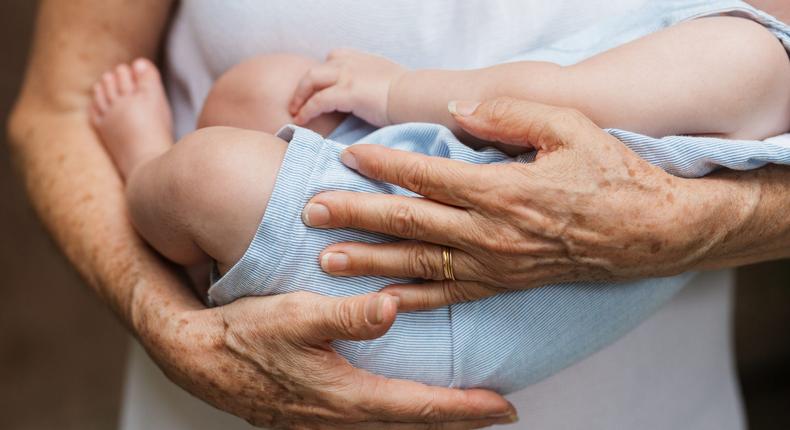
90, 58, 173, 180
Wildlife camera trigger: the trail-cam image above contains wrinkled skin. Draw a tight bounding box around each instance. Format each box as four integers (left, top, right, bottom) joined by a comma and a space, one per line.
302, 98, 752, 309
6, 2, 517, 426
136, 290, 517, 429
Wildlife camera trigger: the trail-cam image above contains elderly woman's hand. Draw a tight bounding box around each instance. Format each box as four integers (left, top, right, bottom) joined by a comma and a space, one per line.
301, 97, 745, 309
140, 290, 516, 429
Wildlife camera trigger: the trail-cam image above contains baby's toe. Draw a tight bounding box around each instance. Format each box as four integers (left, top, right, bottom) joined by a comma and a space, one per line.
101, 71, 119, 102
88, 103, 102, 126
131, 58, 162, 91
92, 82, 108, 114
115, 63, 135, 95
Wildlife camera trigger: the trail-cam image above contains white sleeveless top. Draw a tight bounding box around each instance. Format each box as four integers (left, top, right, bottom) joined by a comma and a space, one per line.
120, 1, 744, 428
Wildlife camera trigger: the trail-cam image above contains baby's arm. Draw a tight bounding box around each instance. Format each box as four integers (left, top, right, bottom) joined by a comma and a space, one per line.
392, 16, 790, 140
292, 17, 790, 142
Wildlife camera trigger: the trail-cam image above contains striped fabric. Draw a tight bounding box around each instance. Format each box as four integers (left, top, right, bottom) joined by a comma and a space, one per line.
209, 6, 790, 393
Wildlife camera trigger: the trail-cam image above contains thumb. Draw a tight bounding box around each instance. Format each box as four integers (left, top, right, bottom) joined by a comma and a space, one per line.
299, 292, 399, 344
449, 96, 596, 153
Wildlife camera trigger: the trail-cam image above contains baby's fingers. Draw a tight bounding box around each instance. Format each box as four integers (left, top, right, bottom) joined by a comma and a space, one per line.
294, 86, 350, 125
289, 64, 340, 116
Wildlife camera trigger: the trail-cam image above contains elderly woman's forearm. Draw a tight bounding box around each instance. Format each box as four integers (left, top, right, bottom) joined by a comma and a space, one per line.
695, 165, 790, 270
7, 0, 179, 327
6, 108, 203, 326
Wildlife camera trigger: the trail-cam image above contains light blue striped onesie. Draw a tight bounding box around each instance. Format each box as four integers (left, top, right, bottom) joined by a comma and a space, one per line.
210, 2, 790, 393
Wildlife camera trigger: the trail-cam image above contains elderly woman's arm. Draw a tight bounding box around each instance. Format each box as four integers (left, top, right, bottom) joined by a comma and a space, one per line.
6, 1, 515, 427
302, 98, 790, 308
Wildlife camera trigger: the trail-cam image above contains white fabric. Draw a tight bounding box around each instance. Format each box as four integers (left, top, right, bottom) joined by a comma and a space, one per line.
165, 0, 657, 139
120, 1, 747, 428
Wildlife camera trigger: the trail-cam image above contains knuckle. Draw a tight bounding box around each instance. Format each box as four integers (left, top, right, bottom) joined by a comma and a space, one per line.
552, 107, 583, 125
332, 300, 360, 336
400, 159, 432, 195
360, 154, 385, 179
496, 241, 531, 263
480, 98, 516, 140
488, 97, 513, 122
415, 291, 437, 310
548, 107, 588, 136
408, 245, 440, 279
465, 261, 499, 286
564, 107, 588, 124
482, 282, 508, 297
441, 281, 471, 304
386, 203, 421, 238
279, 292, 325, 331
334, 194, 360, 227
311, 91, 328, 106
440, 281, 460, 304
304, 69, 319, 83
490, 234, 519, 255
478, 223, 513, 253
277, 294, 302, 318
418, 400, 443, 421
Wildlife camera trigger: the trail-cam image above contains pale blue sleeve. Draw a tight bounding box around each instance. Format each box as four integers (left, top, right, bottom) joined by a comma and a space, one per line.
607, 130, 790, 177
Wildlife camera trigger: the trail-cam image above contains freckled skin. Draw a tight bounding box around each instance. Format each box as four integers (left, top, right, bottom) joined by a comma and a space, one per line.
311, 98, 790, 310
9, 0, 790, 424
8, 1, 517, 427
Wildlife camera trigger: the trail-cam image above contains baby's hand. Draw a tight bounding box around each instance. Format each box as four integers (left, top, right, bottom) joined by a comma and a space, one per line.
289, 49, 407, 127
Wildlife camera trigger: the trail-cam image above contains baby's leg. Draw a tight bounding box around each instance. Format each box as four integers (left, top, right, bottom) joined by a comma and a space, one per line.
197, 54, 347, 136
125, 127, 285, 273
91, 60, 285, 276
562, 16, 790, 139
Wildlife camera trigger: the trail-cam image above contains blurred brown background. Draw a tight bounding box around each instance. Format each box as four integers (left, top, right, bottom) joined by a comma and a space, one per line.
1, 1, 788, 429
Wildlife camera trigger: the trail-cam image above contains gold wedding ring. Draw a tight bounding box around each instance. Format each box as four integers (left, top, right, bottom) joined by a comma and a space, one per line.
442, 247, 456, 281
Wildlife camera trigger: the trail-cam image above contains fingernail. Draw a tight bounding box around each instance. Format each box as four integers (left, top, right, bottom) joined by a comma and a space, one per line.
340, 150, 359, 170
497, 413, 519, 424
448, 100, 480, 116
320, 252, 349, 272
132, 58, 148, 73
301, 203, 331, 227
365, 295, 391, 325
489, 412, 519, 423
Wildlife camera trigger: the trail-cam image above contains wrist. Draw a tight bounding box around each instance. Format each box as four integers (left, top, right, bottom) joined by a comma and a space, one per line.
667, 173, 760, 272
385, 69, 411, 125
387, 69, 483, 125
128, 264, 206, 343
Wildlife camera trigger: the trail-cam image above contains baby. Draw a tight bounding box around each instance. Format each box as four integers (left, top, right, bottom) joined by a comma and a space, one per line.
90, 16, 790, 392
